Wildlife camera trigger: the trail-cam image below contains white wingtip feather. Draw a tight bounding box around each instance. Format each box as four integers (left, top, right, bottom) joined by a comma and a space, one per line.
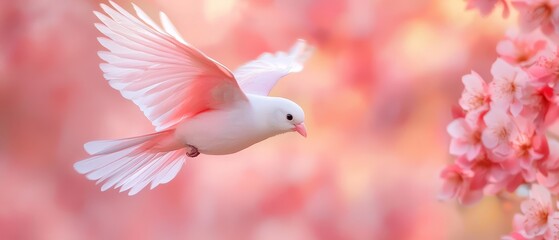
132, 3, 165, 33
288, 39, 314, 72
159, 12, 187, 45
92, 11, 104, 19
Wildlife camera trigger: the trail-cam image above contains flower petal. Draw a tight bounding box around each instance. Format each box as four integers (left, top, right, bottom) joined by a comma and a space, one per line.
447, 118, 468, 138
482, 129, 499, 149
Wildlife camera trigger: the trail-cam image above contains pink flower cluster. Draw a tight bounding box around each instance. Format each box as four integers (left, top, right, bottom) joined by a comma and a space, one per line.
444, 1, 559, 237
466, 0, 510, 17
503, 185, 559, 239
441, 30, 559, 205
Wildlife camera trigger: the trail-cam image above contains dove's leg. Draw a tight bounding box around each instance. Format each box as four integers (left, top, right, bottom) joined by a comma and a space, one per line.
185, 145, 200, 157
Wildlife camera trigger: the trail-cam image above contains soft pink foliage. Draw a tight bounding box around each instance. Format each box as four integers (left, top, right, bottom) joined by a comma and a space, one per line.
466, 0, 510, 17
512, 0, 559, 38
14, 0, 559, 238
497, 30, 548, 66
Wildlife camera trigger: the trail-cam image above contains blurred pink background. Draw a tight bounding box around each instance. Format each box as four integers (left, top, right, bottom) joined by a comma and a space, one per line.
0, 0, 518, 239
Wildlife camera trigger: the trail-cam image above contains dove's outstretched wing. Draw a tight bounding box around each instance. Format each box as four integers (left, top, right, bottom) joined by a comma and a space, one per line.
234, 40, 313, 96
95, 1, 247, 131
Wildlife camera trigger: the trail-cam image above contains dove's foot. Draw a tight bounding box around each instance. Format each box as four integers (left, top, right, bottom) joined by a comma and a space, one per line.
186, 145, 200, 158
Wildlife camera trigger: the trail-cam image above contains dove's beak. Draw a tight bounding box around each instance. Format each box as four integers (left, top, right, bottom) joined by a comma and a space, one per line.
293, 123, 307, 138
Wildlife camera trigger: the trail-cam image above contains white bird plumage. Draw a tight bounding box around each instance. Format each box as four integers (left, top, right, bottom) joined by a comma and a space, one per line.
74, 1, 312, 195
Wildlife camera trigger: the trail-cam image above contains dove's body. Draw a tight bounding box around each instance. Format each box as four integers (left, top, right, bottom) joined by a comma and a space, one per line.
74, 1, 311, 195
175, 95, 289, 155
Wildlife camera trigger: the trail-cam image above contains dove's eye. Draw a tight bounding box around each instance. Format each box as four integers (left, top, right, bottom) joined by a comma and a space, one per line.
286, 114, 293, 121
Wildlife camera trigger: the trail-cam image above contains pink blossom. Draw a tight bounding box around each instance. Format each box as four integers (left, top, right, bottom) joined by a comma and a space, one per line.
512, 133, 548, 182
490, 59, 533, 116
497, 30, 548, 66
466, 0, 510, 17
537, 169, 559, 193
456, 154, 508, 189
512, 0, 559, 35
483, 112, 548, 182
447, 118, 484, 160
484, 171, 526, 195
439, 164, 483, 205
516, 184, 554, 238
482, 108, 515, 158
459, 71, 490, 125
547, 210, 559, 239
503, 118, 548, 183
537, 138, 559, 193
526, 50, 559, 96
528, 51, 558, 80
544, 101, 559, 125
503, 214, 546, 239
521, 87, 553, 125
509, 121, 548, 169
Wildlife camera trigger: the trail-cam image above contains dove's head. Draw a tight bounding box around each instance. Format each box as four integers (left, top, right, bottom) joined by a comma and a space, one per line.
260, 97, 307, 137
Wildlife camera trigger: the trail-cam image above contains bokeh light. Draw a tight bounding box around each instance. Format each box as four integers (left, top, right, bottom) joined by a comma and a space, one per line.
0, 0, 518, 239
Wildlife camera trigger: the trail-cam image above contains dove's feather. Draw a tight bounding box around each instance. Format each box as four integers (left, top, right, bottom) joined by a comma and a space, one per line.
74, 131, 187, 196
84, 131, 162, 155
234, 39, 313, 96
159, 12, 187, 45
95, 1, 247, 131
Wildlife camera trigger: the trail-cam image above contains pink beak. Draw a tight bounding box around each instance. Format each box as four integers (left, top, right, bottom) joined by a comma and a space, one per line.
293, 123, 307, 138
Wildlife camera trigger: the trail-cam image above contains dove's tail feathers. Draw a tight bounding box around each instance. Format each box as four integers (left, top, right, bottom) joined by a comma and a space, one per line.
74, 130, 187, 196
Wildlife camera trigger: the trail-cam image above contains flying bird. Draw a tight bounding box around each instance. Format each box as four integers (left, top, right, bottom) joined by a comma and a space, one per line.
73, 1, 313, 195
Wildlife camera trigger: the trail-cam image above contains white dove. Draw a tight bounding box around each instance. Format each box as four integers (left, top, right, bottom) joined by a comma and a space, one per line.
73, 1, 313, 195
